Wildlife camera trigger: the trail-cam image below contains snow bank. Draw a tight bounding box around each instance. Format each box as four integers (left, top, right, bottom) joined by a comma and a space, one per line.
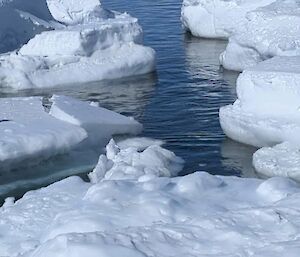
181, 0, 274, 39
0, 96, 86, 170
220, 0, 300, 71
0, 0, 155, 89
50, 95, 142, 144
253, 142, 300, 182
1, 139, 300, 256
220, 56, 300, 148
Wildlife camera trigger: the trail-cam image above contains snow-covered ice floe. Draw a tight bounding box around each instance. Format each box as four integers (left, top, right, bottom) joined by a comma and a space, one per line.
0, 0, 155, 89
220, 56, 300, 148
253, 142, 300, 182
220, 55, 300, 179
1, 138, 300, 256
0, 96, 86, 170
49, 95, 142, 145
220, 0, 300, 71
0, 95, 141, 171
181, 0, 275, 39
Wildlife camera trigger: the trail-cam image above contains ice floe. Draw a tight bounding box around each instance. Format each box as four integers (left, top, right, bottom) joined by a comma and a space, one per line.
220, 56, 300, 148
0, 0, 155, 89
88, 138, 184, 182
0, 95, 141, 171
220, 0, 300, 71
220, 54, 300, 179
253, 142, 300, 182
49, 95, 142, 145
1, 139, 300, 256
181, 0, 275, 39
0, 96, 86, 170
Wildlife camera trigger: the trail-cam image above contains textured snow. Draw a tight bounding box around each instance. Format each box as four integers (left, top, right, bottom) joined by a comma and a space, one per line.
0, 0, 155, 89
220, 0, 300, 71
220, 56, 300, 148
1, 139, 300, 256
0, 96, 87, 170
253, 142, 300, 181
181, 0, 274, 39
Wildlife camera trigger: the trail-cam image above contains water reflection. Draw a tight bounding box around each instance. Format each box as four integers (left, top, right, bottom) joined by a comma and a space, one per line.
0, 73, 157, 119
221, 139, 259, 178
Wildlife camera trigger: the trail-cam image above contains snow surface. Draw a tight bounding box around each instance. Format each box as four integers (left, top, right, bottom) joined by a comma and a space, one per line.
220, 0, 300, 71
253, 142, 300, 182
181, 0, 274, 39
0, 95, 142, 171
0, 0, 155, 89
1, 139, 300, 256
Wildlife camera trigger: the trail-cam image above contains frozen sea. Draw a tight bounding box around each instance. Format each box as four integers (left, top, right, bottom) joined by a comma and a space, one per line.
0, 0, 259, 202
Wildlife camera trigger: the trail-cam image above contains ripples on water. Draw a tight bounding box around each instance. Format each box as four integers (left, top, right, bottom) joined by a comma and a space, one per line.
0, 0, 259, 202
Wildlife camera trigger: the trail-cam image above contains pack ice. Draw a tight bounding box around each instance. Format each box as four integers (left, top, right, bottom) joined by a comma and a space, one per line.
0, 0, 156, 89
181, 0, 275, 39
1, 138, 300, 257
0, 95, 141, 171
220, 0, 300, 71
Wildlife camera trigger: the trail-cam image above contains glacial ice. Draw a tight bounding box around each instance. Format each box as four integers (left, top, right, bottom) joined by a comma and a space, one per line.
0, 0, 156, 89
181, 0, 275, 39
220, 0, 300, 71
1, 139, 300, 257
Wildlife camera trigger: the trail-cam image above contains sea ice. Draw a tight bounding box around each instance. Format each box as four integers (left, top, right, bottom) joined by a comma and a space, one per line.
181, 0, 274, 39
0, 0, 156, 89
88, 138, 184, 182
0, 95, 142, 171
220, 54, 300, 179
253, 142, 300, 182
50, 95, 142, 145
220, 56, 300, 147
220, 0, 300, 71
1, 139, 300, 257
0, 96, 87, 170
